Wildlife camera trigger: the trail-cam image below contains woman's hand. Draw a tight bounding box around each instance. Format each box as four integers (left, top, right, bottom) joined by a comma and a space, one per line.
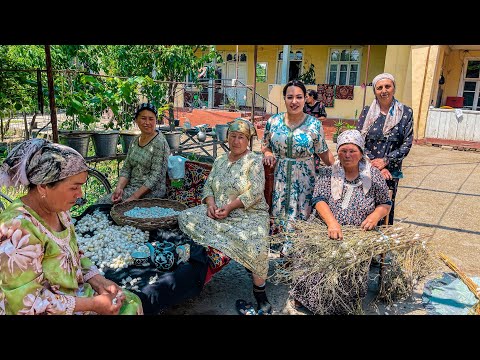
380, 168, 393, 180
88, 274, 124, 298
327, 221, 343, 240
207, 204, 218, 219
371, 158, 388, 170
263, 154, 276, 168
214, 204, 231, 219
92, 293, 124, 315
111, 188, 124, 203
361, 214, 379, 231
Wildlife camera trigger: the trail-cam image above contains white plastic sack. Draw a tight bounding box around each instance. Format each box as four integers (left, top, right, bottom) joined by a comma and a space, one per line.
167, 155, 187, 180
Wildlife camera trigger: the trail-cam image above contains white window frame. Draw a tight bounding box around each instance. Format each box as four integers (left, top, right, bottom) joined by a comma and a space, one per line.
326, 47, 362, 85
276, 49, 304, 83
458, 57, 480, 111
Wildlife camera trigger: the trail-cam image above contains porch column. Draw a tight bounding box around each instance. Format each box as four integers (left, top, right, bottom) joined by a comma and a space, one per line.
281, 45, 290, 84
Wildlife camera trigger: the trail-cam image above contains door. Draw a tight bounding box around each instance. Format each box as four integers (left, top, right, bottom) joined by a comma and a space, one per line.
225, 62, 247, 107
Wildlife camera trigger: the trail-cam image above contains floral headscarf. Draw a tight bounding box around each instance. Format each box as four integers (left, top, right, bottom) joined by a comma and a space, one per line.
331, 130, 372, 201
360, 72, 404, 136
0, 138, 88, 188
227, 118, 257, 140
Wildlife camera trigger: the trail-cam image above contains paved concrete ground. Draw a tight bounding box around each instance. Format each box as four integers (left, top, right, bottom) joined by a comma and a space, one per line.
164, 140, 480, 315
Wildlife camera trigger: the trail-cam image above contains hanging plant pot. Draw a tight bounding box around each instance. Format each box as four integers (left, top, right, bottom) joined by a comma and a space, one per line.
119, 130, 140, 154
163, 131, 182, 151
92, 130, 120, 157
58, 130, 93, 158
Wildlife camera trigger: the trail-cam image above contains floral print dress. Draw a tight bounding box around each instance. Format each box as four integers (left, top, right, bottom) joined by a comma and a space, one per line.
262, 113, 329, 224
178, 151, 270, 278
97, 130, 170, 204
311, 167, 391, 225
0, 200, 142, 315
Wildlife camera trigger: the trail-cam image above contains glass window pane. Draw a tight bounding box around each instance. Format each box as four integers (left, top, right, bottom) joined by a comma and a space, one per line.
329, 64, 337, 72
279, 51, 283, 60
340, 64, 348, 71
464, 81, 476, 91
463, 92, 474, 107
349, 71, 357, 85
240, 53, 247, 62
295, 51, 303, 60
340, 50, 349, 61
227, 54, 233, 61
339, 71, 347, 85
350, 64, 358, 71
476, 96, 480, 110
331, 50, 339, 61
289, 51, 294, 60
350, 49, 360, 61
329, 72, 337, 84
466, 61, 480, 78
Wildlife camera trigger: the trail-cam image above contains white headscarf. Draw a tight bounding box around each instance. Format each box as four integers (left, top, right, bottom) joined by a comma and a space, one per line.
331, 130, 372, 201
360, 72, 404, 136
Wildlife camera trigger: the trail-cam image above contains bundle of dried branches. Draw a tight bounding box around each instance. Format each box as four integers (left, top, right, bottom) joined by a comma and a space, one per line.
269, 218, 433, 315
439, 253, 480, 315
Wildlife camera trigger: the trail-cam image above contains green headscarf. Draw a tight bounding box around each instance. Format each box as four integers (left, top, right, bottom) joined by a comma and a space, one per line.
227, 118, 257, 140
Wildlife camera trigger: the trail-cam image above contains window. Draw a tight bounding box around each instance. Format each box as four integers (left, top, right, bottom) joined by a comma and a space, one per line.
256, 62, 267, 83
327, 47, 361, 85
461, 59, 480, 110
277, 50, 303, 83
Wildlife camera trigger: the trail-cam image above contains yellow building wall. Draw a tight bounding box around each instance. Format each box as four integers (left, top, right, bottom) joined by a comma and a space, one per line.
384, 45, 412, 106
442, 49, 480, 100
411, 45, 441, 139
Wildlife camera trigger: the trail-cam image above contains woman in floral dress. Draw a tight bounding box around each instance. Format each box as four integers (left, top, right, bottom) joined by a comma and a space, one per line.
262, 80, 335, 228
97, 102, 170, 204
0, 139, 143, 315
178, 118, 272, 315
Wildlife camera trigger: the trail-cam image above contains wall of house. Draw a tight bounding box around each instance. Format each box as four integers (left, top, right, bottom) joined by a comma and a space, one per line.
384, 45, 412, 106
412, 45, 441, 139
215, 45, 387, 111
442, 49, 480, 99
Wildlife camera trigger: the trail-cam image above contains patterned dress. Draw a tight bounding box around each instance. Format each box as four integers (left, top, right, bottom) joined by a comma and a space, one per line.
97, 130, 170, 204
0, 199, 142, 315
356, 104, 413, 224
311, 167, 392, 225
178, 151, 270, 278
262, 113, 329, 224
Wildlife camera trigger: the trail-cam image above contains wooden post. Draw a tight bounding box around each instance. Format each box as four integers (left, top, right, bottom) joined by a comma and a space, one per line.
45, 45, 58, 143
362, 45, 371, 111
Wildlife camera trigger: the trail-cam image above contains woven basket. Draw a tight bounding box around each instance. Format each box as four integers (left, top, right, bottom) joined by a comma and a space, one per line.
110, 198, 187, 231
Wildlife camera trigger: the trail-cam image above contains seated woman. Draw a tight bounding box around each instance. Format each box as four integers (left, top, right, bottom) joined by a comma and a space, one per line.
312, 129, 392, 240
291, 130, 392, 312
97, 102, 170, 204
178, 118, 272, 315
0, 139, 143, 315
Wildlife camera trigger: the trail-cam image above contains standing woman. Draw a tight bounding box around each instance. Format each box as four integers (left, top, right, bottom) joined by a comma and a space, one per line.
262, 80, 335, 228
304, 89, 327, 121
97, 102, 170, 204
356, 73, 413, 225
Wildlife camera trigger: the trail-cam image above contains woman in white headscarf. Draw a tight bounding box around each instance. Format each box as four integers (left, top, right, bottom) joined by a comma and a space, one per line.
312, 130, 392, 241
356, 72, 413, 225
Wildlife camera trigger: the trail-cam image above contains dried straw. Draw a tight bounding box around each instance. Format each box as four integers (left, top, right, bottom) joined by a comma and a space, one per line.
269, 218, 434, 315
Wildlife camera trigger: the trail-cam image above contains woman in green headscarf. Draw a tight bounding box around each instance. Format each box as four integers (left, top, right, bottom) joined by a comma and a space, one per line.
178, 118, 272, 315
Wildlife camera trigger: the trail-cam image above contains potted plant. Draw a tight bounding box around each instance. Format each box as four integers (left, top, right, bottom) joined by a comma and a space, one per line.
332, 119, 345, 143
298, 63, 316, 85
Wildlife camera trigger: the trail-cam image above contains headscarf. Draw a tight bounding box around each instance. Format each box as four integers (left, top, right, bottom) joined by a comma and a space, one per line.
0, 138, 88, 188
331, 130, 372, 201
227, 118, 257, 140
135, 102, 158, 118
360, 72, 404, 136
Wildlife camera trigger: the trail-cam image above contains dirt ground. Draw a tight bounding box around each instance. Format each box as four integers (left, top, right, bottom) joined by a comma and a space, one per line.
163, 139, 480, 315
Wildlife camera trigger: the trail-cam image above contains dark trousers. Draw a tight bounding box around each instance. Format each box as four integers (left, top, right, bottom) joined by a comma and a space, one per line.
385, 178, 399, 225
